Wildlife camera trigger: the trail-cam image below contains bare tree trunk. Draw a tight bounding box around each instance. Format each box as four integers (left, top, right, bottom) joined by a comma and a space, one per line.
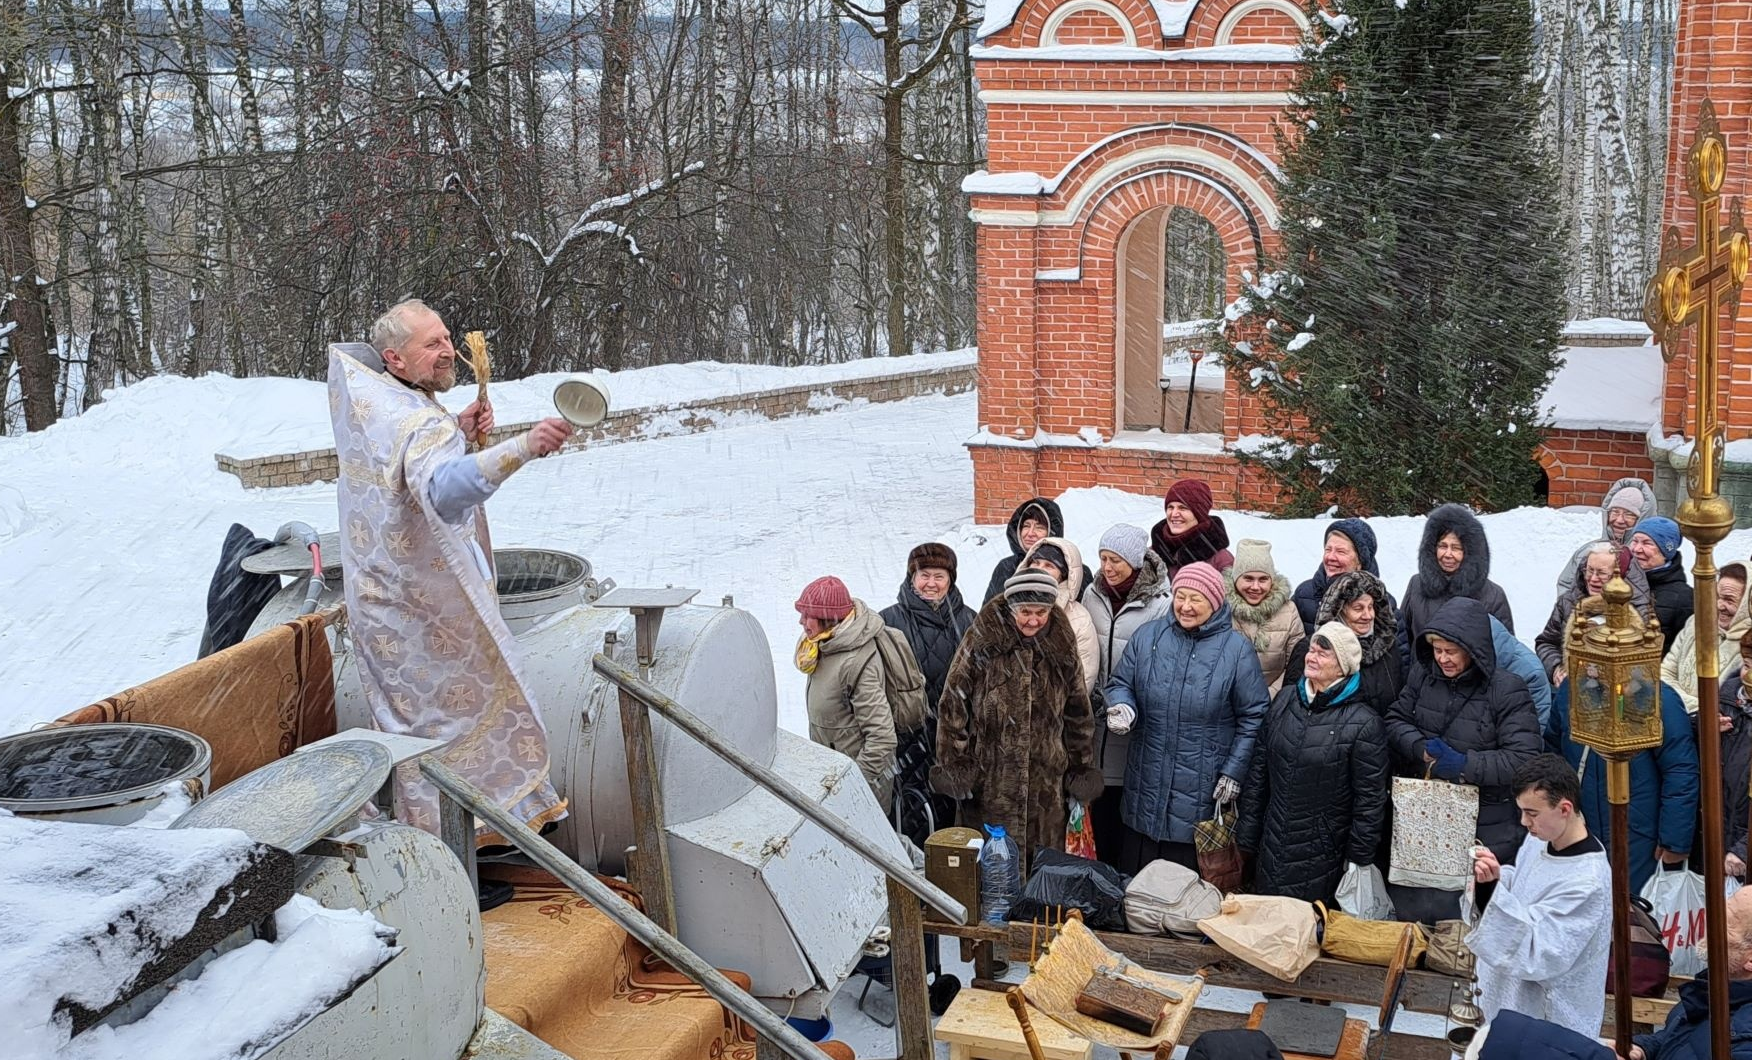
881, 0, 907, 356
0, 2, 59, 430
83, 0, 129, 408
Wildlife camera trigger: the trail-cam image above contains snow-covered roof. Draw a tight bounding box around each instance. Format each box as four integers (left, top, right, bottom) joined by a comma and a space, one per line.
1563, 317, 1653, 339
1540, 342, 1662, 433
978, 0, 1201, 40
969, 43, 1298, 61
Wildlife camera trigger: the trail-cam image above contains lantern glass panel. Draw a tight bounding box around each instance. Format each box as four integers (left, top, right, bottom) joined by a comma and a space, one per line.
1574, 661, 1612, 734
1622, 663, 1658, 728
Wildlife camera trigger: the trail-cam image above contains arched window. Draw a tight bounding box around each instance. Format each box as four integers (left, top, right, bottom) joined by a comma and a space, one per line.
1117, 206, 1228, 433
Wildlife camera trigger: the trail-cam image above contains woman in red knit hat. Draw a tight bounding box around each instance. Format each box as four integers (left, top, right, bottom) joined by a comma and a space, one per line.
1150, 478, 1235, 579
795, 575, 897, 805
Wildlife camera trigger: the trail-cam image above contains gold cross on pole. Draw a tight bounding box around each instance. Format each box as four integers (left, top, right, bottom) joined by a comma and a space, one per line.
1646, 99, 1751, 497
1642, 96, 1751, 1060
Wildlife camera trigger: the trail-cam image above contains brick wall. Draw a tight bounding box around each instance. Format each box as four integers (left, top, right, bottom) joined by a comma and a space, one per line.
217, 362, 977, 489
1660, 0, 1752, 441
1536, 429, 1658, 508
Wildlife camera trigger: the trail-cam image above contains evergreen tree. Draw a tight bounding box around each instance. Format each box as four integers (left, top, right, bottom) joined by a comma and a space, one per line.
1218, 0, 1568, 514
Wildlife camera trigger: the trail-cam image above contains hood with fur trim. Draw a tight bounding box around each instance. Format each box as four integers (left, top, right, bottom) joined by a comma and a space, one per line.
1417, 503, 1493, 600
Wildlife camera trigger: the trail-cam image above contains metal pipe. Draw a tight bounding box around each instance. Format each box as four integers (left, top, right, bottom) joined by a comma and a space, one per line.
418, 757, 833, 1060
591, 653, 970, 925
275, 521, 326, 616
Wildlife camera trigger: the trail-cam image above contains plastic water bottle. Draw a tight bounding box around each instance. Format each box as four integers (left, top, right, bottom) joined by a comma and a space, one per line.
978, 823, 1021, 925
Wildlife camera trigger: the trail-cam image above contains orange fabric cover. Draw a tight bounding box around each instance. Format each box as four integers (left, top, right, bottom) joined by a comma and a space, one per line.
480, 865, 765, 1060
55, 615, 337, 790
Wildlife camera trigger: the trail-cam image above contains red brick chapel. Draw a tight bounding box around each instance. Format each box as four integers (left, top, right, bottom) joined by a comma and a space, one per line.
962, 0, 1749, 523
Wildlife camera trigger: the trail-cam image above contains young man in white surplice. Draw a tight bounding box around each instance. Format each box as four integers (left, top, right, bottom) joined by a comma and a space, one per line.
1465, 752, 1613, 1039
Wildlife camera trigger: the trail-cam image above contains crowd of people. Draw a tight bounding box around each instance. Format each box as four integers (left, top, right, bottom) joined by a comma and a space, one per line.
791, 474, 1752, 1049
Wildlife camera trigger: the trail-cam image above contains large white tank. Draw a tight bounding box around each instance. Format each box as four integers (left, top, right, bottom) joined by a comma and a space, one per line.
248, 549, 775, 874
248, 546, 896, 1015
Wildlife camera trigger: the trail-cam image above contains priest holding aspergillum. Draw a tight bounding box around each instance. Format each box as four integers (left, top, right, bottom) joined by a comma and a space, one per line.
327, 299, 574, 850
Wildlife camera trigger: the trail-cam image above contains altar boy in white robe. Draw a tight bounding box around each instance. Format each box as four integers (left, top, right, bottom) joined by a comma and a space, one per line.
1466, 753, 1613, 1038
329, 299, 574, 850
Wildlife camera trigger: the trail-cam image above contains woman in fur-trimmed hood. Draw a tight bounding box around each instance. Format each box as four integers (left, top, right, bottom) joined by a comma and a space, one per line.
1398, 505, 1514, 664
1284, 570, 1406, 716
933, 571, 1103, 872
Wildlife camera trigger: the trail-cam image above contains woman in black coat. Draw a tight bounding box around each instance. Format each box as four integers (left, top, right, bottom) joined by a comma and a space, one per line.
1283, 571, 1405, 716
1397, 503, 1514, 667
1384, 597, 1541, 920
1239, 621, 1389, 903
882, 542, 976, 842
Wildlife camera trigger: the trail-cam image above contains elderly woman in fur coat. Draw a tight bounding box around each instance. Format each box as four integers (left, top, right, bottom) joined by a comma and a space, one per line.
933, 570, 1104, 872
1225, 539, 1305, 694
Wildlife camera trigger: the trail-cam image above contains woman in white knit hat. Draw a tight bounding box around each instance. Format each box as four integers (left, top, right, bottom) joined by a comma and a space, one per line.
1080, 522, 1173, 864
1224, 538, 1305, 695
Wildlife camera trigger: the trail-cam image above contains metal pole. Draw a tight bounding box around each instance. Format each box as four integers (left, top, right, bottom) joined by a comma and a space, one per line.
1608, 760, 1634, 1058
591, 653, 970, 925
1182, 357, 1199, 433
1688, 522, 1730, 1058
418, 756, 833, 1060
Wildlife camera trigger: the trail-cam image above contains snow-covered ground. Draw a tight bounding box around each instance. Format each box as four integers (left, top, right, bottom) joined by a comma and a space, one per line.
4, 366, 1750, 738
4, 364, 1738, 1058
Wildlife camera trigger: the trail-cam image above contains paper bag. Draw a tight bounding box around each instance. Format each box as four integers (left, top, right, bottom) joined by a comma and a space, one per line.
1197, 895, 1319, 982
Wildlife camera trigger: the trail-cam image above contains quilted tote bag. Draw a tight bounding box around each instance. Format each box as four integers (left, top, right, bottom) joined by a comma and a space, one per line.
1387, 772, 1479, 890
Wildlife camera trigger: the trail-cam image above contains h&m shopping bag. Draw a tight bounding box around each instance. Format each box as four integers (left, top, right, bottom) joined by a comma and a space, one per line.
1642, 862, 1709, 977
1388, 772, 1479, 891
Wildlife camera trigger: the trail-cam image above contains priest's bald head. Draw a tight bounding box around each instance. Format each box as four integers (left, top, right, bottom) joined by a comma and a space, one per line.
1721, 886, 1752, 980
371, 299, 457, 392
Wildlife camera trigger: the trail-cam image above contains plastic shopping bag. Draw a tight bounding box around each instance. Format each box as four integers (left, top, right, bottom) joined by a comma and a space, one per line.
1641, 862, 1709, 977
1335, 862, 1395, 921
1065, 800, 1098, 860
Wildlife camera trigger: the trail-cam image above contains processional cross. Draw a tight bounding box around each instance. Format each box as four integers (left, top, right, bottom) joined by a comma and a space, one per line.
1644, 97, 1751, 1060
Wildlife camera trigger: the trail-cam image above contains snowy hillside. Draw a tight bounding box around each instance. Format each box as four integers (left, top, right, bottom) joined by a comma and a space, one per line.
3, 369, 1749, 740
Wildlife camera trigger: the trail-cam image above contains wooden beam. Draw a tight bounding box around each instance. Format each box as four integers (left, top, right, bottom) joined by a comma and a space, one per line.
887, 878, 935, 1060
617, 682, 678, 935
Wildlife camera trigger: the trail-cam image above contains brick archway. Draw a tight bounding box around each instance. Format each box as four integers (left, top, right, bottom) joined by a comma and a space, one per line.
966, 0, 1297, 520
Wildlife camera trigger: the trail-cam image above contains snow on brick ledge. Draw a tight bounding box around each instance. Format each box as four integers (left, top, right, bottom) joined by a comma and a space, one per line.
1541, 342, 1662, 433
216, 352, 977, 489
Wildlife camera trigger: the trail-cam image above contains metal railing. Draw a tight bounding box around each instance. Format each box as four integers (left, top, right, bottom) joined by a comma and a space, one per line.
591, 652, 967, 1060
419, 757, 836, 1060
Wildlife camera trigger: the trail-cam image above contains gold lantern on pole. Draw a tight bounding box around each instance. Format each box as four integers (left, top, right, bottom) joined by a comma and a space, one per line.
1564, 574, 1664, 1056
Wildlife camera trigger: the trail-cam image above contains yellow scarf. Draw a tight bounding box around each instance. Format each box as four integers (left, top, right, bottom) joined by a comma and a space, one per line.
795, 629, 834, 674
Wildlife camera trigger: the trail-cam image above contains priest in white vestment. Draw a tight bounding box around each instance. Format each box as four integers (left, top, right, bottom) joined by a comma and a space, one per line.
1465, 752, 1613, 1038
329, 299, 574, 844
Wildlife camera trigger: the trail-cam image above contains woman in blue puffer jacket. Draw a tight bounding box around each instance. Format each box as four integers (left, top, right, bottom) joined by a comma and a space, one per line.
1103, 561, 1270, 875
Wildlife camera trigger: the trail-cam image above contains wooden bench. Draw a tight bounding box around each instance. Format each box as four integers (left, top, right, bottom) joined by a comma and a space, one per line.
930, 920, 1688, 1059
935, 988, 1093, 1060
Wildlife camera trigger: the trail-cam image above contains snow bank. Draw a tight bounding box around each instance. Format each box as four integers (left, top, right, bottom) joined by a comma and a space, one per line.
59, 895, 398, 1060
2, 814, 261, 1053
1541, 343, 1663, 432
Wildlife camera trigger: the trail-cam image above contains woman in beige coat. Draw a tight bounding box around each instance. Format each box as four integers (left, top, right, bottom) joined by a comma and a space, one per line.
1225, 539, 1306, 694
795, 575, 897, 805
1663, 562, 1748, 714
1023, 536, 1100, 693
